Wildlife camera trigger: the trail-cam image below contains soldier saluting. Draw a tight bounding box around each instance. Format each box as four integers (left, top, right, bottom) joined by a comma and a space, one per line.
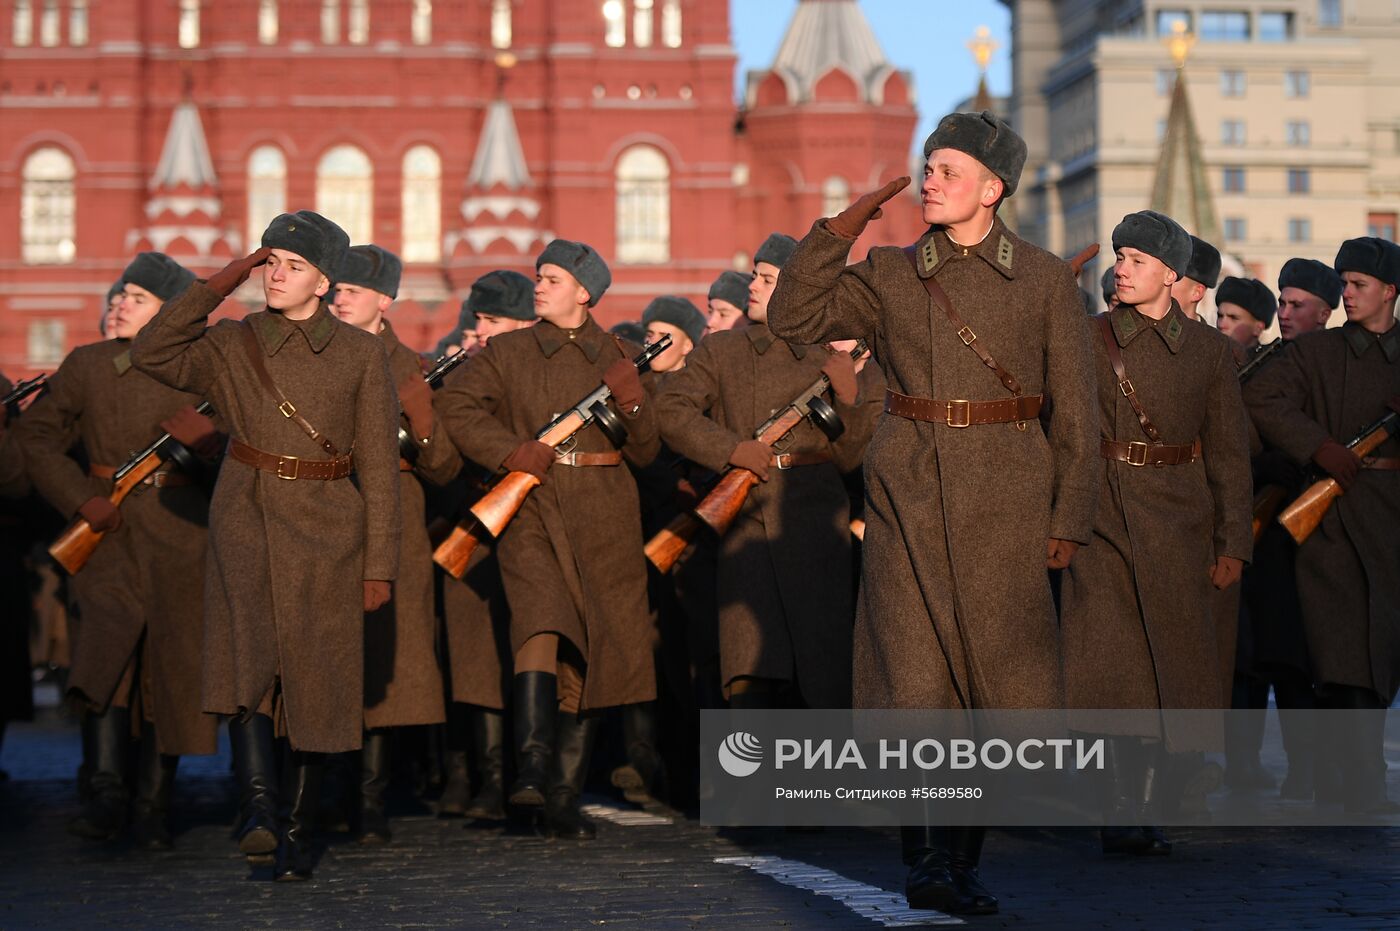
767, 111, 1099, 916
130, 212, 402, 880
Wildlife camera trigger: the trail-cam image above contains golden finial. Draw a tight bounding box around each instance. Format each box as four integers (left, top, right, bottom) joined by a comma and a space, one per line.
494, 51, 517, 70
967, 25, 998, 75
1164, 19, 1196, 70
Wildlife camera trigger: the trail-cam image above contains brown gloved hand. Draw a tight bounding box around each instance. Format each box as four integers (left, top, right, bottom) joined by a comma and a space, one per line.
1312, 438, 1361, 491
1210, 556, 1245, 591
1046, 538, 1080, 570
1068, 243, 1100, 277
603, 359, 645, 414
397, 374, 434, 442
729, 439, 772, 482
502, 440, 554, 481
821, 353, 859, 406
160, 405, 223, 459
363, 580, 392, 612
78, 496, 121, 533
826, 177, 912, 241
205, 247, 273, 298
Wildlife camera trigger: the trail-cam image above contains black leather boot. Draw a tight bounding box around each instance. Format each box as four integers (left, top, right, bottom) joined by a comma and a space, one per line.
465, 708, 507, 820
1137, 744, 1172, 855
357, 729, 391, 845
68, 706, 130, 840
438, 750, 470, 817
275, 751, 324, 881
902, 825, 959, 911
544, 712, 600, 840
131, 722, 179, 850
508, 672, 556, 808
1100, 737, 1148, 855
948, 826, 998, 915
229, 713, 279, 862
611, 701, 664, 804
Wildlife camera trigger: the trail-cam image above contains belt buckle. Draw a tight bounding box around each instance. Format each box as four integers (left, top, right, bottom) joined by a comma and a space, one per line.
1126, 441, 1149, 467
946, 399, 971, 429
276, 455, 300, 480
774, 453, 793, 470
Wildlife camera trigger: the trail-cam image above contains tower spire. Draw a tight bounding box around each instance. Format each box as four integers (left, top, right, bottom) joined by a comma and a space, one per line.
1149, 23, 1220, 246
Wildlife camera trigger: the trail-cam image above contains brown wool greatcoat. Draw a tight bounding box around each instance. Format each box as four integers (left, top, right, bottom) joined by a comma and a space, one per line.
768, 218, 1099, 711
437, 316, 660, 710
1245, 323, 1400, 703
130, 282, 401, 753
363, 319, 447, 729
1060, 305, 1253, 746
16, 340, 218, 755
654, 324, 882, 707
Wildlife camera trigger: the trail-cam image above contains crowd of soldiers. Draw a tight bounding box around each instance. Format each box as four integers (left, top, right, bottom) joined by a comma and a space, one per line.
0, 108, 1395, 917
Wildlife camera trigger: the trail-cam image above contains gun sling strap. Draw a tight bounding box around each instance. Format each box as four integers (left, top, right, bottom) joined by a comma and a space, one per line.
1095, 313, 1198, 466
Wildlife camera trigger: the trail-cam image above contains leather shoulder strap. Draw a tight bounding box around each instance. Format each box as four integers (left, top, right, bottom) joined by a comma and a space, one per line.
902, 245, 1023, 396
1095, 313, 1161, 443
240, 321, 341, 457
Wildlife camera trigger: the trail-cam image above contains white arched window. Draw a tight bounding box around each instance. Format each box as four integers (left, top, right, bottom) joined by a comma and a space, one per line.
39, 0, 58, 46
401, 146, 441, 262
13, 1, 33, 46
21, 147, 77, 265
490, 0, 511, 49
177, 0, 199, 48
69, 0, 88, 46
316, 145, 373, 245
661, 0, 681, 47
821, 176, 850, 217
247, 146, 287, 252
347, 0, 369, 44
633, 0, 653, 47
411, 0, 431, 45
615, 145, 670, 264
258, 0, 278, 44
321, 0, 340, 43
603, 0, 625, 47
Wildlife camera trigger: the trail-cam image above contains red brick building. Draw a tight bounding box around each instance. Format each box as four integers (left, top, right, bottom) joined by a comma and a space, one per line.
1, 0, 921, 375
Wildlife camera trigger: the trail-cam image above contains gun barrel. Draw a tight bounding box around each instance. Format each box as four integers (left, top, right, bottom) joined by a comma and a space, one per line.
114, 400, 215, 482
2, 373, 47, 407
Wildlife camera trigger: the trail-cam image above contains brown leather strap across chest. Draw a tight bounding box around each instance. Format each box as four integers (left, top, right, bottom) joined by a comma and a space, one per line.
228, 438, 353, 480
884, 389, 1043, 427
1096, 313, 1164, 443
1100, 438, 1201, 467
240, 322, 343, 459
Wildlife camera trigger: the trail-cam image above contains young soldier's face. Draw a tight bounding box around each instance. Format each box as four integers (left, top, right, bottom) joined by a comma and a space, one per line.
1277, 287, 1331, 339
263, 249, 331, 311
1169, 277, 1206, 318
1215, 302, 1264, 346
475, 313, 534, 345
748, 263, 781, 323
1340, 271, 1397, 330
706, 298, 746, 334
111, 283, 162, 339
534, 264, 591, 323
921, 149, 1002, 227
331, 283, 392, 333
643, 320, 693, 373
1113, 248, 1176, 305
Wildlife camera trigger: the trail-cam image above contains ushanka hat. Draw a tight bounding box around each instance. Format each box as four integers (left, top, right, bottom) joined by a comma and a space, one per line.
120, 252, 195, 301
537, 239, 611, 307
261, 210, 350, 277
1184, 235, 1222, 288
707, 270, 750, 311
1334, 236, 1400, 288
753, 233, 798, 269
642, 295, 706, 346
922, 110, 1028, 197
1278, 258, 1343, 308
1216, 276, 1277, 327
1111, 210, 1192, 279
336, 244, 402, 299
465, 270, 535, 321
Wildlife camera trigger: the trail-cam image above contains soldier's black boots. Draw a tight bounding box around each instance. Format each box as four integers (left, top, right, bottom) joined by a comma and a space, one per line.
275, 751, 324, 881
68, 706, 129, 841
229, 713, 278, 862
1100, 738, 1171, 856
131, 723, 179, 850
947, 826, 998, 915
438, 749, 470, 817
611, 701, 664, 805
465, 707, 507, 820
357, 729, 391, 845
509, 672, 556, 808
903, 825, 997, 914
544, 712, 600, 840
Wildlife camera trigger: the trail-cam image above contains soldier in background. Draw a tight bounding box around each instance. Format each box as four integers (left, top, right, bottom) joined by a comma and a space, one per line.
705, 270, 751, 335
1216, 277, 1278, 353
1170, 235, 1222, 321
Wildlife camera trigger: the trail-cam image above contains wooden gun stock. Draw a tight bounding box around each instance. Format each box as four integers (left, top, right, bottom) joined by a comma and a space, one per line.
1277, 415, 1396, 545
1251, 484, 1288, 543
48, 453, 164, 575
432, 520, 484, 579
432, 471, 542, 579
692, 468, 760, 536
644, 511, 705, 573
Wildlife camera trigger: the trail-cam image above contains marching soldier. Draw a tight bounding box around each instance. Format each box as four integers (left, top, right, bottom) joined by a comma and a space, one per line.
438, 239, 660, 839
1170, 235, 1222, 321
1246, 237, 1400, 813
330, 244, 453, 843
1216, 276, 1277, 352
1061, 211, 1252, 854
705, 270, 751, 334
1277, 258, 1339, 339
129, 212, 402, 880
768, 110, 1099, 915
18, 253, 221, 848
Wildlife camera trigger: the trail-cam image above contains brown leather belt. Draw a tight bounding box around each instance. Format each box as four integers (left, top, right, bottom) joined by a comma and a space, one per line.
1362, 456, 1400, 471
1100, 438, 1202, 467
399, 457, 415, 472
88, 463, 193, 487
554, 450, 623, 468
228, 438, 353, 480
770, 451, 831, 469
884, 389, 1043, 427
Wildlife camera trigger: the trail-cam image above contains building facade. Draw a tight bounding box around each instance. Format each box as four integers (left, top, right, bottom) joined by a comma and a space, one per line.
1, 0, 922, 375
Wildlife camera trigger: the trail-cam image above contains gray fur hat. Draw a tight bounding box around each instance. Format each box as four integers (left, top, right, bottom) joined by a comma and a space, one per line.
642, 295, 706, 346
537, 239, 611, 307
1216, 276, 1277, 327
261, 210, 350, 277
1111, 210, 1192, 278
922, 110, 1028, 197
1184, 235, 1222, 288
1334, 236, 1400, 288
121, 252, 196, 301
754, 233, 798, 270
336, 244, 402, 299
1278, 258, 1343, 308
1101, 267, 1117, 303
609, 320, 645, 344
707, 270, 751, 310
466, 270, 535, 321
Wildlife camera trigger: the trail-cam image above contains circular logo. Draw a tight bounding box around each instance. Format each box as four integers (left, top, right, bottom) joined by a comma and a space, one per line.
718, 731, 763, 778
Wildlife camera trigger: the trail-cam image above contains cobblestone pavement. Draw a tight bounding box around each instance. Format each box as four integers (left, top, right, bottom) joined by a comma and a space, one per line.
3, 707, 1399, 930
